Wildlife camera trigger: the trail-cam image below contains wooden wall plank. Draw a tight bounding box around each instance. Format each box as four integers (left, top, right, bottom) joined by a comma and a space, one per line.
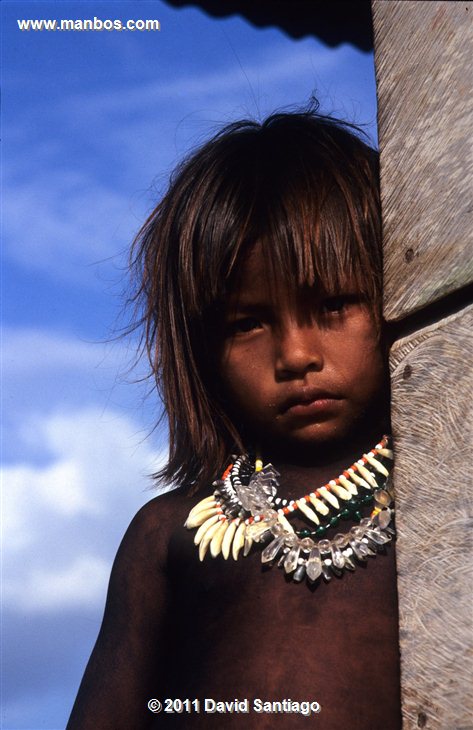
373, 1, 473, 321
389, 304, 473, 729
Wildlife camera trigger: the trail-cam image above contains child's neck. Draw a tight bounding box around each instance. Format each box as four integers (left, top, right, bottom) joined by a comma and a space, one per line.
256, 420, 388, 502
261, 422, 387, 470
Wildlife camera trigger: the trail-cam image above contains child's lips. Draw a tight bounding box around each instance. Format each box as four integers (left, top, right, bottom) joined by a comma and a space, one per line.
280, 389, 343, 417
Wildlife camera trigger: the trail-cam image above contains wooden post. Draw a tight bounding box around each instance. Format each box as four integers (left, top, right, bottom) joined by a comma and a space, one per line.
373, 2, 473, 728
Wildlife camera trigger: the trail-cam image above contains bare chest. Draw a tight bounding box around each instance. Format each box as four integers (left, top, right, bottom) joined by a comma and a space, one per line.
156, 523, 401, 729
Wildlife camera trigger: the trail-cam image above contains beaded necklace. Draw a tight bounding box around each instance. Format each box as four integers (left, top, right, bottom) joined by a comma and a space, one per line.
185, 436, 394, 584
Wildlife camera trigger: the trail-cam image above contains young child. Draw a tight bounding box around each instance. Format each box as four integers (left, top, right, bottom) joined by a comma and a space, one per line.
67, 109, 401, 729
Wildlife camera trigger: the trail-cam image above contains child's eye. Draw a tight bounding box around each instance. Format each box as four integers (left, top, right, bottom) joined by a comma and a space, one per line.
229, 317, 262, 334
320, 296, 348, 314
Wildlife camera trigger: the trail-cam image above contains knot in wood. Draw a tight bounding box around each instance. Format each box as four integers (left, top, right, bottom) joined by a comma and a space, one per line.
417, 711, 428, 727
402, 364, 413, 380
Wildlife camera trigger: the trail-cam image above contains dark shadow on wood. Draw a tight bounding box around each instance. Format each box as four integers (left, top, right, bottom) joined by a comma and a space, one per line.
386, 282, 473, 347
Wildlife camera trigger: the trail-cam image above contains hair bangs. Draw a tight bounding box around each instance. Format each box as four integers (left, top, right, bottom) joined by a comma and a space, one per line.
249, 155, 381, 309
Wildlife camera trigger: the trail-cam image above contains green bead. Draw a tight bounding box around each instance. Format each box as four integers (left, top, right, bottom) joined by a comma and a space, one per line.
363, 494, 373, 504
329, 516, 340, 527
353, 511, 362, 522
299, 529, 310, 538
347, 498, 358, 509
315, 525, 327, 537
340, 508, 351, 520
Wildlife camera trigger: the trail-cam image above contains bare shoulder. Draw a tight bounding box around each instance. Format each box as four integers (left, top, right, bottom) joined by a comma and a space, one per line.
113, 486, 192, 572
127, 487, 189, 534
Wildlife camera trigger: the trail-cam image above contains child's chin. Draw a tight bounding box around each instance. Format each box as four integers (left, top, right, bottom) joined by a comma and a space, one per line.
272, 422, 347, 453
283, 416, 378, 450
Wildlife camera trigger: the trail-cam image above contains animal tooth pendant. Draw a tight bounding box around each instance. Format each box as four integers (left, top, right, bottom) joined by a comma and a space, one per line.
194, 514, 221, 544
329, 480, 351, 501
186, 506, 220, 529
232, 522, 246, 560
221, 519, 239, 559
210, 519, 229, 557
347, 468, 370, 490
338, 474, 358, 496
198, 519, 224, 561
296, 499, 320, 525
243, 534, 253, 557
277, 512, 294, 533
356, 461, 378, 488
318, 486, 339, 510
364, 453, 390, 477
186, 494, 217, 523
377, 447, 393, 459
308, 493, 329, 515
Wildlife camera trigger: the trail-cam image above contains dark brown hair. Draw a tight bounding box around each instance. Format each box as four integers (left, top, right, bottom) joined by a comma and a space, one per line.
130, 108, 381, 492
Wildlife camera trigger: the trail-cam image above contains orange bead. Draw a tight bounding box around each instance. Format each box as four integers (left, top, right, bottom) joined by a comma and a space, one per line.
222, 464, 233, 480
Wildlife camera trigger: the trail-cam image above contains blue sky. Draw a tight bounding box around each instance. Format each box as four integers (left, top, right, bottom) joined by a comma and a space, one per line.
2, 2, 377, 727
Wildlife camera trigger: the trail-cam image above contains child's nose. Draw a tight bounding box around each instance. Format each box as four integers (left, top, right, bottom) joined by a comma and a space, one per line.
275, 322, 323, 378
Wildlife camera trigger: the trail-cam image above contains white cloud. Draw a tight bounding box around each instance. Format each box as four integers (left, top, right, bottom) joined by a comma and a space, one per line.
2, 407, 166, 612
3, 327, 152, 449
4, 555, 111, 612
4, 459, 96, 553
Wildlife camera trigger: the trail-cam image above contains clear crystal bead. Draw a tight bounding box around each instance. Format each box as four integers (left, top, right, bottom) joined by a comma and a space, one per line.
300, 537, 315, 552
349, 538, 366, 561
284, 533, 299, 548
359, 539, 376, 556
333, 533, 349, 548
364, 535, 380, 552
284, 545, 300, 573
261, 536, 285, 563
376, 509, 392, 529
343, 552, 356, 571
359, 517, 372, 528
322, 562, 332, 581
293, 564, 306, 582
270, 523, 284, 537
374, 489, 391, 507
365, 528, 390, 544
306, 547, 322, 581
317, 539, 331, 554
330, 544, 345, 569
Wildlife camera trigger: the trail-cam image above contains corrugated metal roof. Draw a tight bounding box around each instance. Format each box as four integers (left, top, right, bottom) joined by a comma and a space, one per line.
164, 0, 373, 51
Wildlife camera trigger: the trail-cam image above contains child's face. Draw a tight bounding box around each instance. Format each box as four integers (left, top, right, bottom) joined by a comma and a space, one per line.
218, 244, 387, 456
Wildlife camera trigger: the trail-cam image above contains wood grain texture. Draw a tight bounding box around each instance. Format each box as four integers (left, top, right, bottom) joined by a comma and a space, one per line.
390, 304, 473, 729
372, 1, 473, 321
